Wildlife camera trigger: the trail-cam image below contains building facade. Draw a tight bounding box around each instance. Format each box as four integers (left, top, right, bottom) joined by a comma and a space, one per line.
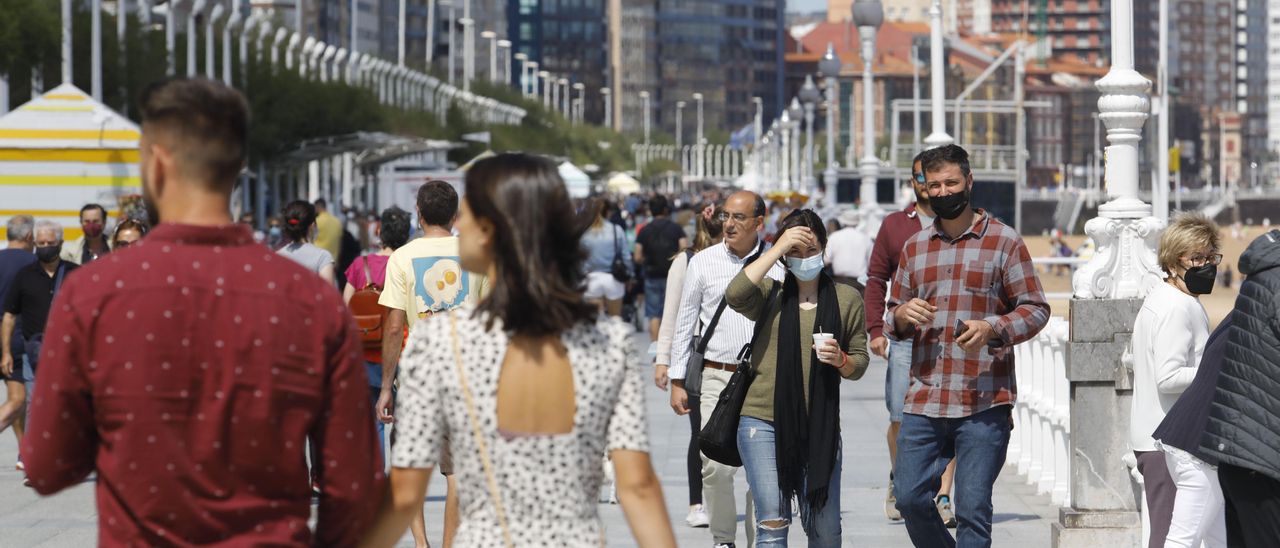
649, 0, 786, 138
990, 0, 1109, 66
507, 0, 609, 122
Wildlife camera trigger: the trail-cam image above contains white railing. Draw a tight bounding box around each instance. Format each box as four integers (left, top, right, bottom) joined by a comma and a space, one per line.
1009, 315, 1071, 507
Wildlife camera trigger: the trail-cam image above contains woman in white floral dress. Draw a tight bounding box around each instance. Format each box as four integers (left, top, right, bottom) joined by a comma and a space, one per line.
362, 153, 676, 548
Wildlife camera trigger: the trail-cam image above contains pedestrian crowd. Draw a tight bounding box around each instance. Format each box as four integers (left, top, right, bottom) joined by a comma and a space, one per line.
0, 75, 1276, 548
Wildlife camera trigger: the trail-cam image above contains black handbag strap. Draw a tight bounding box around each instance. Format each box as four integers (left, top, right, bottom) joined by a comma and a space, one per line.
736, 282, 782, 366
611, 224, 623, 260
695, 243, 766, 354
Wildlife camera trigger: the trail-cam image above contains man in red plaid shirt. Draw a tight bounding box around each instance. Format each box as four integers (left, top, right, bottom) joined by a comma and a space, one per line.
887, 144, 1050, 547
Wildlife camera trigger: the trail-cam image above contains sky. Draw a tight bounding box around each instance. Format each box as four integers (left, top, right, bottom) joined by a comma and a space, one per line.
790, 0, 828, 14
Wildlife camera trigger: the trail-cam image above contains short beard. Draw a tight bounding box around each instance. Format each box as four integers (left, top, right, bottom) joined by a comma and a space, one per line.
913, 186, 930, 207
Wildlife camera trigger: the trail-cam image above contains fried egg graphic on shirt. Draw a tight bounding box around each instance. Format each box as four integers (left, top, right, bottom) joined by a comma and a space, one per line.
413, 257, 466, 314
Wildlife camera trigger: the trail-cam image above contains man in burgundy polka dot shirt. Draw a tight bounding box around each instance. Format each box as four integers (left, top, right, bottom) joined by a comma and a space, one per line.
21, 78, 385, 546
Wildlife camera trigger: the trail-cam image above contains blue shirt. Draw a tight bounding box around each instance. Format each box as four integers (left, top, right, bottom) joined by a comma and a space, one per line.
581, 222, 631, 274
0, 248, 36, 360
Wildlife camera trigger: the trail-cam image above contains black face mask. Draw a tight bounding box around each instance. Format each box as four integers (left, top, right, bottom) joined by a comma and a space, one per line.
1181, 264, 1216, 295
36, 245, 60, 264
930, 188, 970, 220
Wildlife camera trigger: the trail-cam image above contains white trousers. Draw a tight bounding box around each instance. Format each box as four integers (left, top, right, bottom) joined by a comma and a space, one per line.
1161, 444, 1227, 548
700, 367, 755, 547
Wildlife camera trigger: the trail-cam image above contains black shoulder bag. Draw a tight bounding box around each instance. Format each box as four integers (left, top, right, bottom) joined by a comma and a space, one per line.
698, 282, 781, 467
610, 225, 631, 283
682, 246, 764, 397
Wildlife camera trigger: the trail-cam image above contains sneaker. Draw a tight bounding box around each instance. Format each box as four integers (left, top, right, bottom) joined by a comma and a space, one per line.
15, 460, 23, 472
685, 504, 710, 528
885, 480, 902, 521
936, 495, 956, 528
713, 544, 736, 548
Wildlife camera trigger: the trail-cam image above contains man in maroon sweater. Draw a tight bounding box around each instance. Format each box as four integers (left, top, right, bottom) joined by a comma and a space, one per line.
865, 152, 956, 524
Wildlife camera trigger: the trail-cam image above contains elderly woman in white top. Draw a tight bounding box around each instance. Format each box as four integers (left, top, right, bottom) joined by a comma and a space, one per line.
1129, 211, 1222, 548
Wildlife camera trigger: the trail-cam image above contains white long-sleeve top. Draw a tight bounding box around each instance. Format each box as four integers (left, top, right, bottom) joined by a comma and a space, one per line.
1129, 281, 1210, 452
667, 241, 784, 380
655, 251, 690, 367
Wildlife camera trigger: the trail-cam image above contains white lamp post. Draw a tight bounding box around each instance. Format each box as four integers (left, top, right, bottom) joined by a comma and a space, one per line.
514, 53, 528, 94
788, 98, 803, 189
819, 43, 842, 206
675, 100, 685, 161
527, 61, 539, 98
443, 0, 456, 84
481, 30, 497, 83
800, 74, 821, 198
694, 92, 704, 178
538, 70, 550, 109
601, 87, 612, 128
560, 78, 569, 117
1072, 0, 1164, 299
497, 39, 511, 84
754, 96, 764, 186
573, 82, 585, 125
286, 32, 302, 71
425, 0, 435, 65
780, 111, 792, 190
270, 27, 288, 68
854, 0, 885, 212
924, 0, 953, 148
640, 90, 651, 144
223, 6, 243, 86
91, 0, 102, 100
397, 0, 406, 65
188, 0, 207, 77
206, 2, 226, 79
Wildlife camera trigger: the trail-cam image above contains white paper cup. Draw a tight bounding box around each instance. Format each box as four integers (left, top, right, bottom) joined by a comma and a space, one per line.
812, 332, 834, 350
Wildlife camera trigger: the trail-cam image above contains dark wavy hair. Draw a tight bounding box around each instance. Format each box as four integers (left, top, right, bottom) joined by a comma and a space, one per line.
281, 200, 317, 243
465, 153, 596, 336
776, 208, 829, 250
379, 206, 412, 250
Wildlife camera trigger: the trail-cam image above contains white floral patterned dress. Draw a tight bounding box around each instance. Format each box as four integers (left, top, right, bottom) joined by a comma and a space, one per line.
392, 305, 649, 547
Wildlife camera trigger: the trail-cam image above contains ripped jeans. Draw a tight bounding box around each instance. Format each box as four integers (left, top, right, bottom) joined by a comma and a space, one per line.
737, 416, 842, 547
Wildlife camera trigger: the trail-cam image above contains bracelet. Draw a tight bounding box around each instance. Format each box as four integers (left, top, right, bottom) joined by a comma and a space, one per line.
839, 351, 848, 369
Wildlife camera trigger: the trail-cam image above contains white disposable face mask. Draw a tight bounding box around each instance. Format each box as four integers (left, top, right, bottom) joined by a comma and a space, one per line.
785, 254, 824, 281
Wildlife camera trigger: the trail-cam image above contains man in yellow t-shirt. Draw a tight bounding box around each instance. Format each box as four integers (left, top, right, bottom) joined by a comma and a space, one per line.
374, 180, 484, 548
313, 199, 342, 261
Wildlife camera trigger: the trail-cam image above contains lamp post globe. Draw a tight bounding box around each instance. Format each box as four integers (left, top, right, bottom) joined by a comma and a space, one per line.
852, 0, 884, 30
800, 75, 821, 197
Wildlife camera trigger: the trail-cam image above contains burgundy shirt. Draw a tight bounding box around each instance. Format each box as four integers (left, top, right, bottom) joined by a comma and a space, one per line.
865, 203, 926, 340
23, 223, 384, 546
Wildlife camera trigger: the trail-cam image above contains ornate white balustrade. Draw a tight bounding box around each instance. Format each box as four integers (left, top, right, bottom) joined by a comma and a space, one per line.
1009, 315, 1071, 506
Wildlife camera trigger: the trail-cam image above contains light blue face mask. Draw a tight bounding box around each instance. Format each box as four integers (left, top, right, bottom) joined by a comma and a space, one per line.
785, 254, 825, 281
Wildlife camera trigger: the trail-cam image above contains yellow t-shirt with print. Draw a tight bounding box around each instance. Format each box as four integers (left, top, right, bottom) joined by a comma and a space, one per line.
378, 236, 488, 328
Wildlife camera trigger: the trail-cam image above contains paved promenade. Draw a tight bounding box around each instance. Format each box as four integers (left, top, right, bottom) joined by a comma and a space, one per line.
0, 334, 1058, 546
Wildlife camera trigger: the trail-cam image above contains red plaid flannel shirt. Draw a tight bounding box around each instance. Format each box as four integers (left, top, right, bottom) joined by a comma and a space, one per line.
888, 210, 1050, 418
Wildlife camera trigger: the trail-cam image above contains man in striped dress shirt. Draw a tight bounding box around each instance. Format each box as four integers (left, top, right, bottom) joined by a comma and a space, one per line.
669, 190, 783, 548
888, 145, 1050, 548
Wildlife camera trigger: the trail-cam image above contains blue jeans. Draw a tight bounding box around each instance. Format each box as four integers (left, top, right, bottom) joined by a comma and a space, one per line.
894, 406, 1012, 548
738, 416, 842, 548
643, 277, 667, 319
885, 338, 913, 422
366, 362, 386, 470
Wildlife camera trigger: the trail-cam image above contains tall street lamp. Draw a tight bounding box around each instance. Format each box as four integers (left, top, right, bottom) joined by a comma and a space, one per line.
459, 17, 474, 91
675, 100, 686, 163
800, 74, 822, 199
538, 70, 551, 109
694, 93, 704, 178
924, 0, 953, 148
788, 98, 803, 189
559, 78, 569, 117
497, 39, 511, 84
481, 30, 497, 83
819, 43, 842, 206
601, 87, 612, 128
640, 91, 651, 144
854, 0, 885, 212
514, 53, 528, 94
573, 82, 585, 125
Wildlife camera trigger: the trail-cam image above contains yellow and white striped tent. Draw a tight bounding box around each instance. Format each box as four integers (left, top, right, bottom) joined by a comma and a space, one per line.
0, 83, 141, 241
